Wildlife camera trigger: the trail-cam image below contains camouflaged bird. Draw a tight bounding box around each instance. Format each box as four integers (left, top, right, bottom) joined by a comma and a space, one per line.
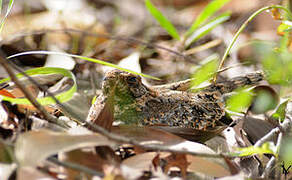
87, 69, 264, 130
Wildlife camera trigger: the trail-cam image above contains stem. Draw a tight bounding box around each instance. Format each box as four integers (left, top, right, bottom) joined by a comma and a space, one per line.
214, 5, 292, 82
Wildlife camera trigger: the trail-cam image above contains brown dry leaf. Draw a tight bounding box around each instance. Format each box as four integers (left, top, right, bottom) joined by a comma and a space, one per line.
116, 126, 230, 177
61, 149, 119, 180
242, 116, 277, 145
15, 129, 116, 167
87, 91, 114, 131
153, 125, 227, 142
123, 151, 231, 177
186, 154, 231, 177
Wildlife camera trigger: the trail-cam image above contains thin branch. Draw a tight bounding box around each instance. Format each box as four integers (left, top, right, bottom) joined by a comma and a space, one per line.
254, 128, 280, 148
0, 53, 69, 128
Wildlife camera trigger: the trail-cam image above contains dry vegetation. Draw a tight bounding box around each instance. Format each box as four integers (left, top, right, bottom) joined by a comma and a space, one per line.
0, 0, 292, 179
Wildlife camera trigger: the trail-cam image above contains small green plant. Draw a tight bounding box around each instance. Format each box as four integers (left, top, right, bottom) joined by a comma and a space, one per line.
191, 54, 219, 88
145, 0, 231, 47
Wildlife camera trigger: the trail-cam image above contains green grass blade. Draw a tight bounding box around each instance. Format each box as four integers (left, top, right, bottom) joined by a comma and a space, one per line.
185, 12, 230, 47
191, 54, 219, 87
186, 0, 231, 37
0, 0, 14, 33
237, 142, 276, 157
0, 67, 77, 105
145, 0, 180, 40
8, 51, 160, 80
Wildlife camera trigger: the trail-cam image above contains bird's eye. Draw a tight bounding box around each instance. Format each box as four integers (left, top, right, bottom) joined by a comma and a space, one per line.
127, 76, 138, 84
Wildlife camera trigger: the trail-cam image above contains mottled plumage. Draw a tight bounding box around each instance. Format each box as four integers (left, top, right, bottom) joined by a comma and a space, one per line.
87, 70, 263, 130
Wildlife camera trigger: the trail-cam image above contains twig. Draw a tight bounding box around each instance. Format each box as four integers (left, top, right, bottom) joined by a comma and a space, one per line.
48, 157, 104, 177
254, 128, 280, 148
0, 54, 69, 128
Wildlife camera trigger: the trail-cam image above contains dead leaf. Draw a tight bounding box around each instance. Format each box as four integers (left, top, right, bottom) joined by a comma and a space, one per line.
15, 129, 116, 167
60, 149, 110, 179
153, 125, 227, 142
123, 151, 231, 177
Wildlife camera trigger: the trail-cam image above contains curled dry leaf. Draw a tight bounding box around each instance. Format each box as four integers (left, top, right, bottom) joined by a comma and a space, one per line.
15, 129, 116, 167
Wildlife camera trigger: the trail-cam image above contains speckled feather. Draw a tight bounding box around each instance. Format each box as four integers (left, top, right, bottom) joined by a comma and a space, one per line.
87, 70, 264, 130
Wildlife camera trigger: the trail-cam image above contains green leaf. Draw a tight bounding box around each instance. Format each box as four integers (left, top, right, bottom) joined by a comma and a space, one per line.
261, 48, 292, 85
250, 87, 278, 114
237, 142, 276, 157
185, 12, 230, 47
8, 51, 159, 80
0, 0, 14, 33
145, 0, 180, 40
191, 54, 219, 87
277, 21, 292, 34
272, 99, 289, 122
0, 67, 77, 105
226, 88, 253, 112
186, 0, 231, 36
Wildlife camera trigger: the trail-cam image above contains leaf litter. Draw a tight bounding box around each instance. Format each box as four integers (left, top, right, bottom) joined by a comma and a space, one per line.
0, 0, 292, 179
